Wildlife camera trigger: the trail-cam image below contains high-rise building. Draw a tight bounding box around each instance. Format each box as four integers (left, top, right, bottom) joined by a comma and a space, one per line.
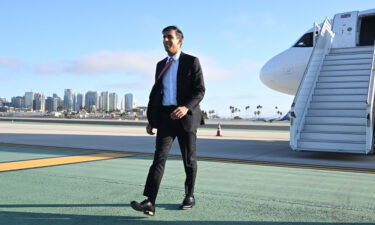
45, 96, 58, 112
101, 91, 109, 112
76, 93, 84, 111
125, 93, 133, 112
109, 92, 118, 111
24, 92, 34, 110
53, 93, 63, 108
85, 91, 99, 112
64, 89, 76, 111
121, 97, 125, 112
33, 93, 45, 112
98, 95, 103, 111
0, 97, 6, 107
11, 96, 25, 109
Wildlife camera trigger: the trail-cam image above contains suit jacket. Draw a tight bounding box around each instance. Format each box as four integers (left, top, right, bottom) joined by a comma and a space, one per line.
147, 52, 205, 132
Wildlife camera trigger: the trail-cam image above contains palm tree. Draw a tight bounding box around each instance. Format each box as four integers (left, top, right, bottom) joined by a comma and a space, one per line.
208, 110, 215, 118
245, 106, 250, 119
229, 106, 236, 118
256, 105, 262, 117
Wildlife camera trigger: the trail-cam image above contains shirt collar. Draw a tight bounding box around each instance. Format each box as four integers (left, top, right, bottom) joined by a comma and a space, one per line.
167, 51, 181, 62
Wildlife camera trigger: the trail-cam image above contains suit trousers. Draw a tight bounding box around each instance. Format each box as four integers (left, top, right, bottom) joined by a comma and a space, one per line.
143, 106, 198, 204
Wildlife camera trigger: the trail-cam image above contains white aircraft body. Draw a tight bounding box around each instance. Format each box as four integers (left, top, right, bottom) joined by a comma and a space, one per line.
260, 8, 375, 95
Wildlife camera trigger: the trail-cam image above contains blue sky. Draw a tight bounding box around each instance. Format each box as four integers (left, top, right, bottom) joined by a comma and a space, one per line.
0, 1, 374, 117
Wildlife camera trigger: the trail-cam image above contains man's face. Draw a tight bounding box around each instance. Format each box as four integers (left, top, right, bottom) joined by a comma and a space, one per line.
163, 30, 182, 56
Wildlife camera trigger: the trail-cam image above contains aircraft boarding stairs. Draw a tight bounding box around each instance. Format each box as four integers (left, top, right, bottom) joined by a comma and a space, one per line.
290, 29, 375, 154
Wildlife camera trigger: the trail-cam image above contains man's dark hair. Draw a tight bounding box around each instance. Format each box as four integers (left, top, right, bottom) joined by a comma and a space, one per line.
162, 26, 184, 39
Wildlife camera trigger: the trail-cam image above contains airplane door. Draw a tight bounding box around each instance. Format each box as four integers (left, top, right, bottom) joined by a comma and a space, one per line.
332, 11, 358, 48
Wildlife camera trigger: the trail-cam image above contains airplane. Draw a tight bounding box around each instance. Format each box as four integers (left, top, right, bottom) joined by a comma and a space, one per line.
259, 8, 375, 154
260, 8, 375, 95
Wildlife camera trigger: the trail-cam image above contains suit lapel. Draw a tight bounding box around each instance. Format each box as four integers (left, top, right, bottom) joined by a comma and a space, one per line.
155, 57, 168, 83
177, 52, 185, 93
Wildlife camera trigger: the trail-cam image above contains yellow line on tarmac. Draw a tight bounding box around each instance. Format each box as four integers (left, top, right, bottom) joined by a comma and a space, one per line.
0, 143, 104, 153
2, 143, 375, 174
0, 152, 133, 172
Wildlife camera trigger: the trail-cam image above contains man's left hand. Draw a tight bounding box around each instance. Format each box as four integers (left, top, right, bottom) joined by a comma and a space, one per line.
171, 106, 189, 120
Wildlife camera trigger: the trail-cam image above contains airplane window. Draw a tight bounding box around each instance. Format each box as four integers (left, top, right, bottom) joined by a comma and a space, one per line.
293, 32, 313, 47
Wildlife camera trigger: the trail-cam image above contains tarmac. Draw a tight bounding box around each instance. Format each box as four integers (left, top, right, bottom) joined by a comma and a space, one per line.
1, 121, 375, 171
1, 121, 375, 224
0, 117, 290, 130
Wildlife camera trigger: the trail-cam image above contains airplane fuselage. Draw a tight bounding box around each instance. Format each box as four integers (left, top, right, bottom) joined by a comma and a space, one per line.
260, 8, 375, 95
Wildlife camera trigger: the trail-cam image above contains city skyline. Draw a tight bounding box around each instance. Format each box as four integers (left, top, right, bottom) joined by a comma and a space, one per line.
0, 88, 135, 113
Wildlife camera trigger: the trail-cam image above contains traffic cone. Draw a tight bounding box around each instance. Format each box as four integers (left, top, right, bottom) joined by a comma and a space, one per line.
216, 123, 222, 136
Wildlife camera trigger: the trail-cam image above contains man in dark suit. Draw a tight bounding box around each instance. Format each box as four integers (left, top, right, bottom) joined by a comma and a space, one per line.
130, 26, 205, 216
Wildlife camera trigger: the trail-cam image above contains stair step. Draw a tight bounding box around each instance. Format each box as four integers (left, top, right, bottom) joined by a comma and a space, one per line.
294, 147, 368, 154
307, 108, 367, 117
316, 81, 368, 88
312, 94, 367, 102
318, 75, 369, 82
305, 116, 366, 125
320, 70, 371, 76
314, 88, 367, 95
310, 101, 366, 109
300, 132, 365, 142
297, 140, 366, 152
304, 124, 366, 133
330, 46, 373, 54
321, 64, 372, 71
323, 58, 373, 65
325, 53, 373, 60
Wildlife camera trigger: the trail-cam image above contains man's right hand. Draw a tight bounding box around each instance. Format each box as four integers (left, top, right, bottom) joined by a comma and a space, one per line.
146, 124, 155, 135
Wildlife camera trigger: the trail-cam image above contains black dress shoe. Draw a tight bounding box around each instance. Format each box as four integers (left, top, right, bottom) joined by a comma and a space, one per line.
179, 196, 195, 210
130, 199, 155, 216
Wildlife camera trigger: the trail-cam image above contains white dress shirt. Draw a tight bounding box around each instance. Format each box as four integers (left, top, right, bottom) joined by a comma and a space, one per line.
162, 51, 181, 106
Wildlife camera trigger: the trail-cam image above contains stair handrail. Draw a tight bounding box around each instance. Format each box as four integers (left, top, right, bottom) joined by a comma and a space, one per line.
290, 18, 334, 149
365, 42, 375, 153
290, 22, 323, 110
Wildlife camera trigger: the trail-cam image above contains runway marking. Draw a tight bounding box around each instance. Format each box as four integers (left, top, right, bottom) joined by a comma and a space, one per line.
0, 143, 104, 153
0, 152, 133, 172
1, 143, 375, 174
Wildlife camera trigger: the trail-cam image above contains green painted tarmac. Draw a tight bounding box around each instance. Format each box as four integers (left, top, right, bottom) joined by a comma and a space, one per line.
1, 146, 375, 225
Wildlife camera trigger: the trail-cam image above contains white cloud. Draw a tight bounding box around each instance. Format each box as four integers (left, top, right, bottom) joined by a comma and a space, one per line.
237, 58, 264, 73
1, 50, 237, 82
66, 50, 236, 82
0, 56, 22, 69
63, 50, 161, 76
35, 63, 62, 74
187, 50, 237, 82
